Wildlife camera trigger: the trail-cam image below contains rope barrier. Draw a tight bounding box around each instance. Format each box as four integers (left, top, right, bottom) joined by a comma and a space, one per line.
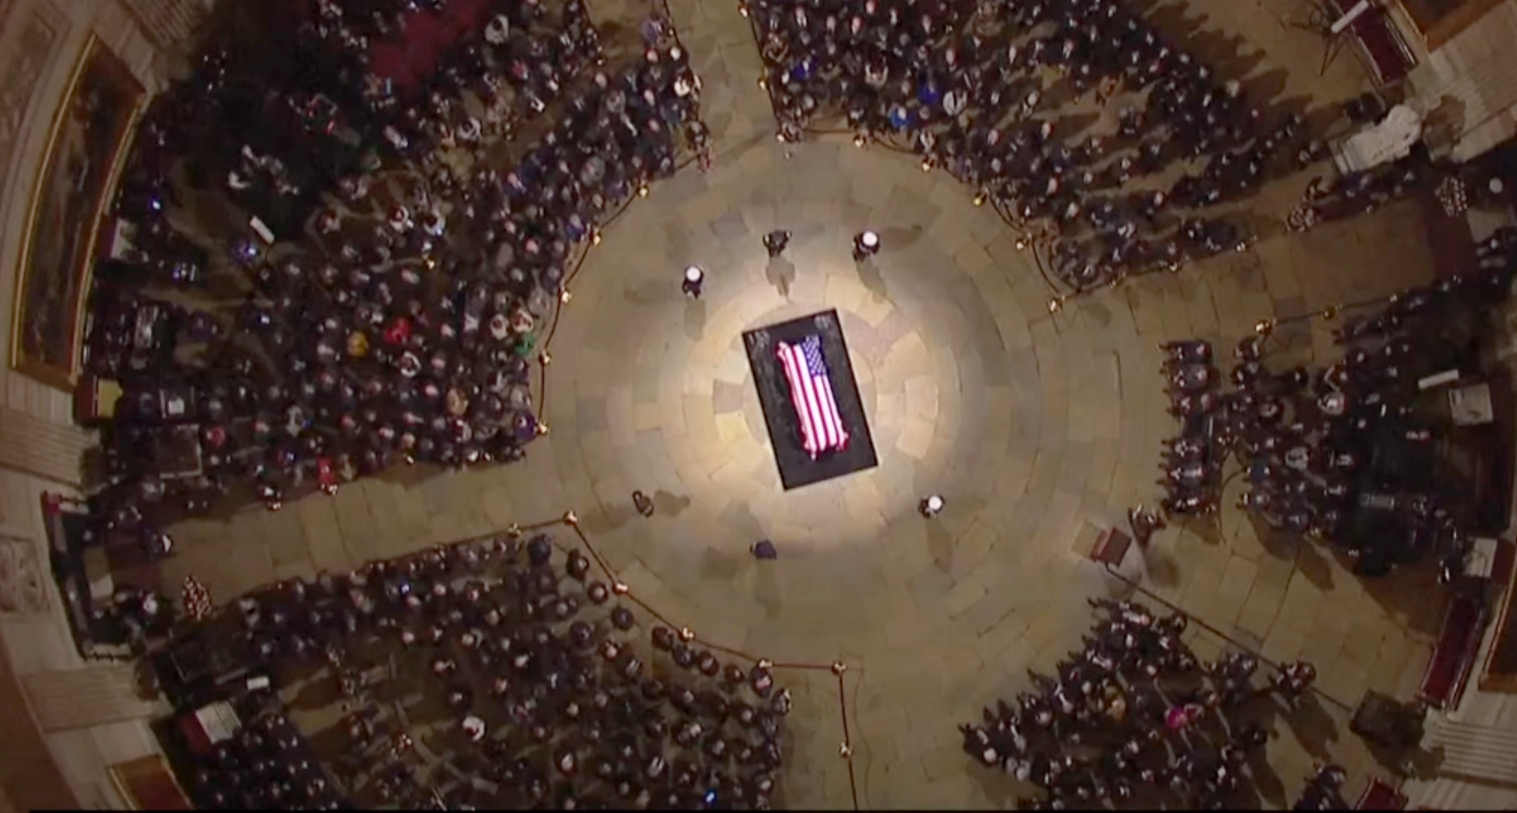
525, 178, 863, 808
528, 515, 860, 809
1099, 562, 1356, 714
735, 1, 1283, 315
514, 11, 862, 802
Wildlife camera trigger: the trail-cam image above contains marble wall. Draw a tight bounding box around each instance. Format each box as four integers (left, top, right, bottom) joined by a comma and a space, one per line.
1399, 0, 1517, 161
0, 0, 156, 420
0, 0, 201, 808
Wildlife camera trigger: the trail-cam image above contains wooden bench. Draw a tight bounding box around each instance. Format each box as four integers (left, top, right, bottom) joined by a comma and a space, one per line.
1355, 777, 1407, 810
1418, 593, 1484, 709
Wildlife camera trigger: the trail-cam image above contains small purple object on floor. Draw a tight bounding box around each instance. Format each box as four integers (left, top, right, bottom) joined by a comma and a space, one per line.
751, 540, 778, 560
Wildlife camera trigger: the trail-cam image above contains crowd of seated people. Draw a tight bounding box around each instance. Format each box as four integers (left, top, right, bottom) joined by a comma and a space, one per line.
1153, 263, 1514, 575
176, 532, 786, 809
83, 0, 704, 561
82, 584, 177, 656
961, 598, 1318, 810
1159, 339, 1224, 516
187, 705, 346, 810
1290, 762, 1349, 811
1286, 155, 1425, 233
117, 0, 604, 235
744, 0, 1326, 291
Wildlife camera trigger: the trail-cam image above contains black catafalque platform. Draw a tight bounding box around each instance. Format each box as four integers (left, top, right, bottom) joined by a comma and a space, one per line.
743, 309, 878, 490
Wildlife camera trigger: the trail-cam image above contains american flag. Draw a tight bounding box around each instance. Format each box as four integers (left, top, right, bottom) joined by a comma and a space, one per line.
777, 334, 849, 458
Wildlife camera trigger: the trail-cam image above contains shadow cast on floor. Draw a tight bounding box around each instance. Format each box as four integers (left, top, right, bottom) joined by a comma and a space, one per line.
766, 256, 796, 298
651, 489, 693, 517
685, 296, 708, 339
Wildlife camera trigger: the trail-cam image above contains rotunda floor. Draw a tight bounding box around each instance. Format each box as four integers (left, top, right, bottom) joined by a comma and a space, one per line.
158, 0, 1455, 807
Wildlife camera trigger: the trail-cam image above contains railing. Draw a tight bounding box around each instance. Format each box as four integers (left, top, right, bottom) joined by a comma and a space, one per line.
1101, 561, 1358, 714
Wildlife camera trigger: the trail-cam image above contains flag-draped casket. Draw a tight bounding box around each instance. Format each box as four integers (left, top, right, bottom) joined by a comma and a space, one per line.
776, 334, 849, 458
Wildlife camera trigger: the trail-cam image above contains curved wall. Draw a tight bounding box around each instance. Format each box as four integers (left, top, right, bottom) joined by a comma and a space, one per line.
0, 0, 190, 808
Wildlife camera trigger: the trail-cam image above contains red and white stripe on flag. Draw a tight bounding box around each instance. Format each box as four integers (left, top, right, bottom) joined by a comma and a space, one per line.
777, 334, 849, 458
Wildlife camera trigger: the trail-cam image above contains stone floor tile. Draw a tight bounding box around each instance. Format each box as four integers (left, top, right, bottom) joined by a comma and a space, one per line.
1261, 621, 1309, 664
1218, 554, 1262, 602
1321, 657, 1372, 708
1236, 581, 1287, 643
1342, 621, 1389, 668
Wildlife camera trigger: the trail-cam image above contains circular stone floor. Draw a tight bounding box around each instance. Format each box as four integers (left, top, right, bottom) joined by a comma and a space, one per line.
156, 4, 1446, 809
525, 136, 1169, 806
547, 138, 1133, 622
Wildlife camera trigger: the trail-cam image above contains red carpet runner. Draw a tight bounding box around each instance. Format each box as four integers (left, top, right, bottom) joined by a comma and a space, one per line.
367, 0, 504, 97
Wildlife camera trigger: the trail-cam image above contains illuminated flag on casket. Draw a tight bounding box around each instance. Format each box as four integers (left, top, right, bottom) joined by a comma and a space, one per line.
777, 334, 849, 459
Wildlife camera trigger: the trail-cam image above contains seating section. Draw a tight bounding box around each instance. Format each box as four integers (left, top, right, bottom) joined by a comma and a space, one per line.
964, 597, 1322, 809
153, 532, 788, 809
84, 0, 704, 566
1157, 269, 1515, 581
